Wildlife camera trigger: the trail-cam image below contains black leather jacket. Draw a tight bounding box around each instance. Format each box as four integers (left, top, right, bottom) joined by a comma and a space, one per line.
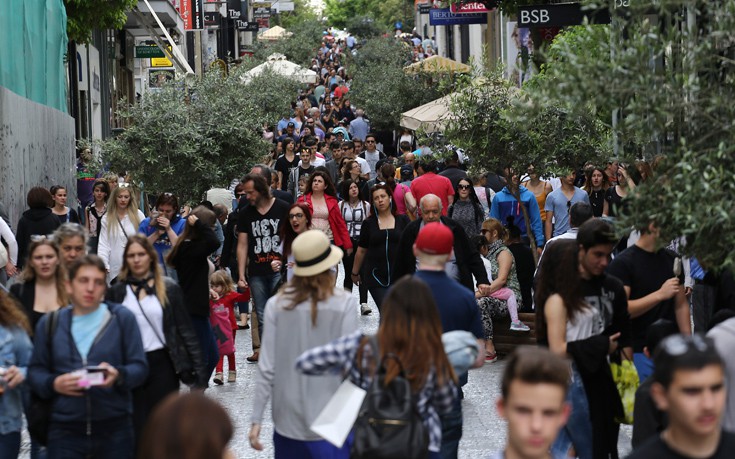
106, 278, 208, 388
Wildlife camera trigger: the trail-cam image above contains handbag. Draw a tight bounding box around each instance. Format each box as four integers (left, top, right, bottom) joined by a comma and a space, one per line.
610, 352, 639, 425
310, 379, 367, 447
351, 336, 429, 459
27, 310, 60, 446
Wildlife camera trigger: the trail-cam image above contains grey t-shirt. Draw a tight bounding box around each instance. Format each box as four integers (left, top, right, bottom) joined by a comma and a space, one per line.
544, 187, 590, 237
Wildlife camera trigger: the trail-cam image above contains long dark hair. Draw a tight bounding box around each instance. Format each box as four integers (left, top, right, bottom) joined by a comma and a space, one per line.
304, 170, 337, 197
358, 276, 457, 392
166, 206, 216, 265
281, 203, 312, 260
450, 177, 484, 225
534, 239, 585, 343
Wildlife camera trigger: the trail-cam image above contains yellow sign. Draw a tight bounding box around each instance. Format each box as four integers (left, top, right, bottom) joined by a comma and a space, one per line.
151, 57, 173, 67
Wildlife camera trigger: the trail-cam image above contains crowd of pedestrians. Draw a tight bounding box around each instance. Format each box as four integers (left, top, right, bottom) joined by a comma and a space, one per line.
2, 27, 735, 459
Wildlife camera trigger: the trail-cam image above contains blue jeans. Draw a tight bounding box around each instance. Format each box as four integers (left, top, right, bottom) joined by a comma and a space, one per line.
47, 420, 133, 459
0, 431, 20, 458
551, 365, 593, 459
273, 430, 352, 459
190, 315, 219, 382
439, 399, 463, 459
249, 273, 282, 339
634, 352, 654, 382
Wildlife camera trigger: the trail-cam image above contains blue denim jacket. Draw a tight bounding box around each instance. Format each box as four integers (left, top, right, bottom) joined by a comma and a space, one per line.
0, 325, 33, 434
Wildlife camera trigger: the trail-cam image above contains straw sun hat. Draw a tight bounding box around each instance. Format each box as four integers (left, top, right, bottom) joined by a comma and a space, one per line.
292, 230, 344, 277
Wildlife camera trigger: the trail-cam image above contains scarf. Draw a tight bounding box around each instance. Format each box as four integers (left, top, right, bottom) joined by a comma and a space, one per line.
125, 275, 156, 297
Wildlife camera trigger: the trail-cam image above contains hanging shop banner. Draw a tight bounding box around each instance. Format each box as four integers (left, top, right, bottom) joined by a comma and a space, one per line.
429, 8, 487, 26
517, 3, 610, 28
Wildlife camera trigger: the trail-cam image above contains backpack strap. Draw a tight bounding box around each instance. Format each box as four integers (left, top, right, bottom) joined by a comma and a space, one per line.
46, 309, 60, 371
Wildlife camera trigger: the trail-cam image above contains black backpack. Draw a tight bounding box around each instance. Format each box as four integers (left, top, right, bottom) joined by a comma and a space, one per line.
351, 336, 429, 459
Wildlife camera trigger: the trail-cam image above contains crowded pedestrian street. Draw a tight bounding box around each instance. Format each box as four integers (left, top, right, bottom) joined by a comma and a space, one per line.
3, 1, 735, 459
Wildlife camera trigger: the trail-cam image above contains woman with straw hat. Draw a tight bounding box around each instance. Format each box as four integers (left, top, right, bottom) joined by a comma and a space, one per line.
249, 229, 359, 458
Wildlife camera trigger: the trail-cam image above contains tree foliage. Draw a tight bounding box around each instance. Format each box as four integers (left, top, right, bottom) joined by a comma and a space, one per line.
273, 0, 319, 30
347, 38, 447, 131
252, 18, 324, 67
101, 68, 301, 202
65, 0, 136, 43
519, 0, 735, 269
324, 0, 412, 33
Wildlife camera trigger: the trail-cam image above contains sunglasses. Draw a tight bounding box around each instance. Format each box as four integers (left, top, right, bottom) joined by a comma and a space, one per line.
660, 334, 711, 356
31, 234, 53, 242
365, 140, 376, 143
458, 184, 471, 190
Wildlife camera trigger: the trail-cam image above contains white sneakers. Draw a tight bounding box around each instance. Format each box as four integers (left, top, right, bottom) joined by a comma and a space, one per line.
360, 303, 372, 315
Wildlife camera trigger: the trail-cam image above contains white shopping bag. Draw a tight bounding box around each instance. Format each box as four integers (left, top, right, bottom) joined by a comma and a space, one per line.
310, 379, 366, 447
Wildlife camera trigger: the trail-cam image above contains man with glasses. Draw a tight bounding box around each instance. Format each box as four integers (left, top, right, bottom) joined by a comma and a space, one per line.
628, 335, 735, 459
544, 168, 590, 242
359, 133, 385, 181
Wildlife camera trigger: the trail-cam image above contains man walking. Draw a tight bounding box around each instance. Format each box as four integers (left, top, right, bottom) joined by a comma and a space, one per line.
544, 169, 590, 242
28, 255, 148, 458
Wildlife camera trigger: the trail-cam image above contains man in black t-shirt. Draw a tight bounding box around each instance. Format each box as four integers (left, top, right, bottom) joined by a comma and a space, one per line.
627, 334, 735, 459
608, 223, 691, 381
236, 174, 290, 356
274, 138, 299, 191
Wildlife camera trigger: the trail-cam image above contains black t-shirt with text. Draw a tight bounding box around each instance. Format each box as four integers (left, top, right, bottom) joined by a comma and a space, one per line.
581, 272, 633, 349
237, 198, 290, 277
627, 431, 735, 459
608, 245, 680, 352
274, 154, 300, 190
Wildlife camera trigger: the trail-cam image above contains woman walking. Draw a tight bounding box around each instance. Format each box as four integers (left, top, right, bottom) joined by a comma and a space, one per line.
0, 289, 33, 458
107, 235, 208, 444
85, 179, 109, 254
53, 223, 88, 269
582, 167, 608, 218
15, 187, 61, 269
448, 177, 485, 238
351, 184, 410, 311
298, 170, 352, 255
50, 185, 80, 224
296, 276, 459, 459
248, 230, 358, 458
339, 180, 371, 315
98, 184, 145, 283
167, 206, 221, 383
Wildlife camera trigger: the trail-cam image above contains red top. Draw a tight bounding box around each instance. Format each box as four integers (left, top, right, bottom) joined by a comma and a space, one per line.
298, 193, 353, 250
210, 291, 250, 330
410, 172, 455, 216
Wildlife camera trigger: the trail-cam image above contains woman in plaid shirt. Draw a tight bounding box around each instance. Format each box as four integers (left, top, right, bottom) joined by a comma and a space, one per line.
296, 276, 459, 457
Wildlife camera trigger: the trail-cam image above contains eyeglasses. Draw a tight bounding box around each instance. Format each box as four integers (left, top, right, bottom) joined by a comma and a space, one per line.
659, 334, 711, 356
289, 213, 305, 219
236, 193, 247, 198
458, 184, 471, 190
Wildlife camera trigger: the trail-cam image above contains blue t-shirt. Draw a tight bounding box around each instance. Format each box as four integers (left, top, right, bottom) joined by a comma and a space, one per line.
139, 216, 186, 274
544, 187, 590, 237
71, 303, 110, 361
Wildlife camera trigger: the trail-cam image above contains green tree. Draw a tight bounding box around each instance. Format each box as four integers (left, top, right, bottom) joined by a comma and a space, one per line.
347, 38, 447, 131
101, 67, 301, 202
518, 0, 735, 269
274, 0, 319, 29
252, 18, 324, 67
65, 0, 136, 43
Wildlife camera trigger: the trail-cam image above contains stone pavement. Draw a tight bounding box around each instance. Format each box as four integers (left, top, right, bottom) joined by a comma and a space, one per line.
19, 265, 633, 458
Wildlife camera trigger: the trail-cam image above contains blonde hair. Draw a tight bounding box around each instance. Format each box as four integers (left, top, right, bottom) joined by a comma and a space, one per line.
105, 185, 141, 236
210, 271, 235, 295
117, 235, 169, 307
282, 270, 335, 326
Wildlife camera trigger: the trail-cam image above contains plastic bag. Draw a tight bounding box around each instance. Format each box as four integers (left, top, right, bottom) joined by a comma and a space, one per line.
610, 359, 639, 424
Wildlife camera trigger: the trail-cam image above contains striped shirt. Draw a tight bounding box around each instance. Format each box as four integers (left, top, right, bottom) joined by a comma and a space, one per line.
296, 330, 458, 452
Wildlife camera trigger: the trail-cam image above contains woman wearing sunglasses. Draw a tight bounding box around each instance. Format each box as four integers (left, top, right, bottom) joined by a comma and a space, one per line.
447, 177, 485, 239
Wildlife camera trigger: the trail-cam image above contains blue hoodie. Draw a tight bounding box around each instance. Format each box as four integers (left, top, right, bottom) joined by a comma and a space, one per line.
489, 185, 545, 247
28, 303, 148, 424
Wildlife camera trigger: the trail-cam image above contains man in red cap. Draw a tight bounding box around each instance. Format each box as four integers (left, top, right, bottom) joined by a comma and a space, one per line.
412, 222, 485, 459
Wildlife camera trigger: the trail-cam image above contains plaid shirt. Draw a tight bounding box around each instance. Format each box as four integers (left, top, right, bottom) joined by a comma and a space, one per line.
295, 330, 458, 452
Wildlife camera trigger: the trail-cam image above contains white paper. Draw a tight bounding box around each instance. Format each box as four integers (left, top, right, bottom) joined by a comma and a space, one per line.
310, 379, 366, 447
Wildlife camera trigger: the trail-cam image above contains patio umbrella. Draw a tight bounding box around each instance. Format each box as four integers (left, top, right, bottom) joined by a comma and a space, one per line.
404, 55, 471, 74
400, 93, 456, 133
257, 26, 293, 41
240, 53, 318, 84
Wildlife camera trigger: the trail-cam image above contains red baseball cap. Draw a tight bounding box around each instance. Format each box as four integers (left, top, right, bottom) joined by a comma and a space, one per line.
415, 222, 454, 255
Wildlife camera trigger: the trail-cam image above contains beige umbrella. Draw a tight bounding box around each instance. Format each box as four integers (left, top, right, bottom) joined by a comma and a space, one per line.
240, 53, 318, 84
404, 55, 471, 74
257, 25, 293, 41
400, 93, 456, 133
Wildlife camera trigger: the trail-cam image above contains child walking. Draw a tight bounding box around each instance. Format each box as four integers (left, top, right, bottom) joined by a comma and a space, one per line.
472, 236, 530, 332
210, 271, 250, 385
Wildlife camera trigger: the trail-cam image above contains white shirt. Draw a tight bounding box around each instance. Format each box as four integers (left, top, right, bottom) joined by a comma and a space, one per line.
354, 156, 370, 176
98, 210, 145, 283
0, 218, 18, 265
121, 286, 166, 352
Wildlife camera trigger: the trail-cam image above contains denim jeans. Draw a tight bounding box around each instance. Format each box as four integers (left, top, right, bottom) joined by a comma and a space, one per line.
633, 352, 654, 382
273, 430, 352, 459
47, 420, 133, 459
0, 431, 20, 458
551, 365, 593, 459
439, 399, 463, 459
249, 273, 282, 339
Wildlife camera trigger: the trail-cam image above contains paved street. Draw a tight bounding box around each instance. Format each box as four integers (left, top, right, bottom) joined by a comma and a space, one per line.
20, 265, 633, 458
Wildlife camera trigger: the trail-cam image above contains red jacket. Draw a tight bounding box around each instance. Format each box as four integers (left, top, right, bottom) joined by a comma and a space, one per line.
298, 193, 353, 250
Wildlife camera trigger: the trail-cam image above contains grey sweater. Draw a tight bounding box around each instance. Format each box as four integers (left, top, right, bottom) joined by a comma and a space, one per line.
251, 288, 359, 440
